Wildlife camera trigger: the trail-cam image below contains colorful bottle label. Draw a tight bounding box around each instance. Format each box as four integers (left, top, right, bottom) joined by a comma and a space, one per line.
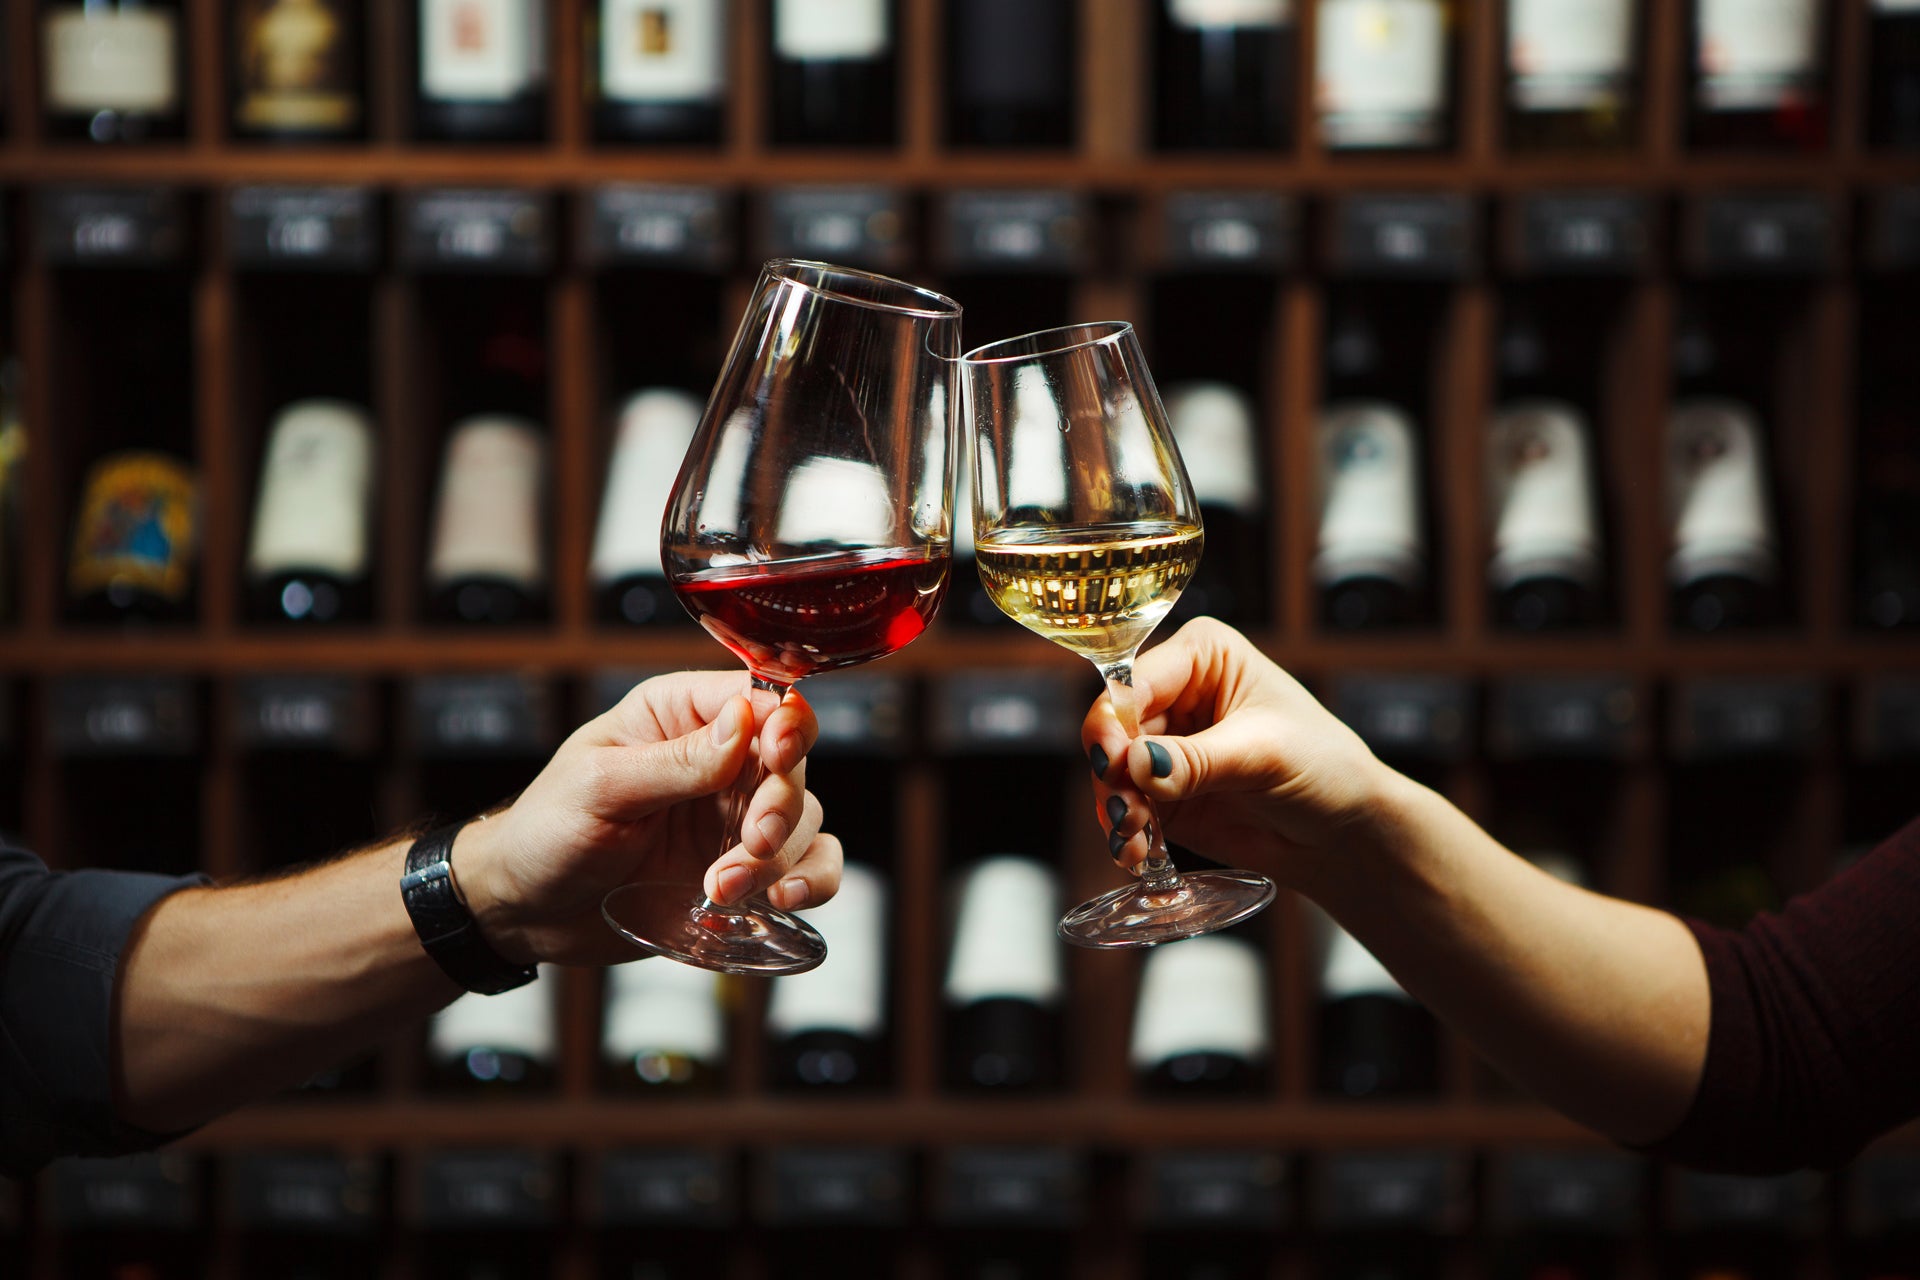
1696, 0, 1819, 111
421, 0, 546, 103
68, 452, 199, 603
600, 0, 726, 103
236, 0, 359, 130
44, 9, 179, 114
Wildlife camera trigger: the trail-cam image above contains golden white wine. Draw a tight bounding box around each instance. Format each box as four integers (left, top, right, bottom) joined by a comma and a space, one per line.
975, 520, 1204, 662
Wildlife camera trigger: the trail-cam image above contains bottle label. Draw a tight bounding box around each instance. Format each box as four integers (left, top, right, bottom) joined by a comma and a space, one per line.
1170, 0, 1291, 30
944, 857, 1064, 1007
1129, 936, 1269, 1069
1486, 400, 1602, 590
236, 0, 359, 130
590, 389, 701, 584
428, 416, 547, 590
1166, 382, 1263, 516
604, 957, 725, 1062
601, 0, 726, 103
1874, 0, 1920, 12
1507, 0, 1633, 111
1319, 918, 1408, 999
773, 0, 890, 61
428, 968, 556, 1062
1666, 399, 1778, 587
421, 0, 546, 103
1314, 402, 1424, 589
1315, 0, 1448, 147
1696, 0, 1819, 111
68, 453, 199, 604
247, 400, 375, 581
43, 9, 179, 114
767, 863, 887, 1038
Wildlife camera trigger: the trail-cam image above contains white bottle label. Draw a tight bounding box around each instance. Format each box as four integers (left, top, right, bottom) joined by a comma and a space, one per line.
601, 0, 726, 103
767, 863, 887, 1038
1507, 0, 1634, 111
1170, 0, 1291, 30
1486, 400, 1602, 590
1129, 935, 1269, 1070
1165, 382, 1262, 517
1666, 399, 1778, 587
774, 0, 890, 61
44, 9, 179, 114
1696, 0, 1819, 111
1315, 0, 1448, 148
1314, 401, 1425, 590
428, 415, 547, 590
944, 857, 1064, 1007
1873, 0, 1920, 12
1318, 917, 1407, 1000
429, 966, 557, 1062
590, 389, 702, 584
604, 957, 725, 1063
422, 0, 546, 103
247, 400, 376, 581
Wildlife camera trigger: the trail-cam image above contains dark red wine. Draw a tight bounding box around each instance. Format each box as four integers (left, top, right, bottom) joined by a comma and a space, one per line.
673, 548, 949, 681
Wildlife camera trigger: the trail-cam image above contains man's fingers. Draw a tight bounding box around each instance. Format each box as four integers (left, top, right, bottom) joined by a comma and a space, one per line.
737, 757, 809, 862
705, 790, 825, 905
760, 693, 819, 775
766, 832, 844, 913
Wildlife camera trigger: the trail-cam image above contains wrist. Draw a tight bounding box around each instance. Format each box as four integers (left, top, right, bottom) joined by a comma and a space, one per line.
1309, 763, 1439, 915
448, 817, 536, 967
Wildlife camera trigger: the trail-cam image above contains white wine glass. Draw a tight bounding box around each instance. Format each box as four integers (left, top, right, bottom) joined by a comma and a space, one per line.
961, 322, 1277, 948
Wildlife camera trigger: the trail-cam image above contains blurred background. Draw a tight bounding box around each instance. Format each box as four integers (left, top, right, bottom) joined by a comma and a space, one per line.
1, 0, 1919, 1276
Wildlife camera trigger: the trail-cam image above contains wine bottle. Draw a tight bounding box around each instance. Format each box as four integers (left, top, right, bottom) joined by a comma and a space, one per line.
1314, 0, 1452, 152
1164, 382, 1266, 627
246, 400, 376, 626
1666, 402, 1778, 633
1132, 933, 1269, 1095
40, 0, 186, 144
591, 389, 701, 627
230, 0, 364, 143
766, 861, 890, 1091
1686, 0, 1826, 152
589, 0, 726, 146
414, 0, 548, 143
602, 958, 725, 1094
946, 0, 1074, 149
1870, 0, 1920, 151
1316, 916, 1437, 1098
1503, 0, 1636, 151
766, 0, 897, 149
943, 856, 1064, 1094
67, 451, 200, 625
1152, 0, 1295, 152
425, 415, 549, 626
428, 967, 557, 1092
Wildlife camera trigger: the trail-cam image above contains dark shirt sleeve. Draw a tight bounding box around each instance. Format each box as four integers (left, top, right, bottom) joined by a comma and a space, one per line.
1644, 816, 1920, 1174
0, 842, 207, 1178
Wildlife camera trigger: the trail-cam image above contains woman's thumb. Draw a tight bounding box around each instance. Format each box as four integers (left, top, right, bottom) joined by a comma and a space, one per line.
1126, 715, 1280, 804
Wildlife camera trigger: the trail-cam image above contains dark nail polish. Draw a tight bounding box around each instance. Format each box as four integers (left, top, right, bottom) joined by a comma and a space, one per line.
1147, 741, 1173, 778
1108, 828, 1128, 860
1089, 744, 1109, 778
1105, 794, 1128, 827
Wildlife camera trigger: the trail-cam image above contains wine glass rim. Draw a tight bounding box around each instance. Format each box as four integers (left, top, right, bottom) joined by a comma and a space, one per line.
960, 320, 1134, 366
764, 258, 963, 320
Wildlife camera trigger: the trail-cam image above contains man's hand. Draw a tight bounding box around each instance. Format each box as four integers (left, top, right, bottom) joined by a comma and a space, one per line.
457, 671, 844, 966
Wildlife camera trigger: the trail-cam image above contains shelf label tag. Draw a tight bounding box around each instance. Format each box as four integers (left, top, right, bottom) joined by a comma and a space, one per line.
1687, 193, 1834, 276
36, 187, 187, 267
1329, 676, 1474, 761
1138, 1151, 1288, 1229
234, 675, 372, 753
47, 1155, 198, 1231
1314, 1151, 1469, 1232
49, 676, 197, 758
1491, 1153, 1642, 1234
761, 187, 909, 272
1509, 191, 1651, 275
410, 674, 551, 757
941, 191, 1090, 272
1668, 1170, 1825, 1235
400, 189, 552, 273
805, 674, 910, 754
228, 186, 378, 271
416, 1150, 557, 1228
758, 1148, 909, 1226
595, 1150, 736, 1228
584, 185, 733, 270
1672, 678, 1824, 760
1329, 193, 1476, 279
228, 1153, 381, 1234
1165, 192, 1295, 269
1848, 1153, 1920, 1236
1856, 677, 1920, 759
1490, 676, 1640, 760
934, 1147, 1085, 1228
1867, 186, 1920, 272
932, 671, 1086, 753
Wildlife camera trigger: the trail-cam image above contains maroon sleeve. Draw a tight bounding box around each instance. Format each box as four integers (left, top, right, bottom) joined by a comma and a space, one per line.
1643, 816, 1920, 1174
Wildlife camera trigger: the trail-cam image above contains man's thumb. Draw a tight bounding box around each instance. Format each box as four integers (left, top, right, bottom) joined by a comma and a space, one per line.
599, 695, 753, 819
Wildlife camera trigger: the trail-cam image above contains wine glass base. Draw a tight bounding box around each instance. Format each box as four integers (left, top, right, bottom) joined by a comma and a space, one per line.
1057, 869, 1278, 949
603, 882, 827, 975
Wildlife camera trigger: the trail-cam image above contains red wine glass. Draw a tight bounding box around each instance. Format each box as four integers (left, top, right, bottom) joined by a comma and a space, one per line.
602, 260, 963, 974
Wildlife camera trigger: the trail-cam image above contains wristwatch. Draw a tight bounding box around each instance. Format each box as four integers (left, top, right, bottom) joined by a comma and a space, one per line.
400, 820, 538, 995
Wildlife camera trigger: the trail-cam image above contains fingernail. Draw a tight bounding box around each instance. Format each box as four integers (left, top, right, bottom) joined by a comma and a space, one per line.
1147, 741, 1173, 779
774, 877, 810, 911
714, 864, 755, 905
711, 699, 744, 746
1109, 827, 1128, 861
1089, 744, 1109, 778
755, 813, 790, 856
1105, 794, 1128, 827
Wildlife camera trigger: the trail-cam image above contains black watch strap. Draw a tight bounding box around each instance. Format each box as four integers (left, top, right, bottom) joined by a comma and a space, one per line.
401, 821, 538, 996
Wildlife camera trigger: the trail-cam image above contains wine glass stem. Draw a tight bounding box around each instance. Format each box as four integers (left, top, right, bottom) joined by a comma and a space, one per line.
1098, 656, 1180, 892
699, 673, 790, 913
